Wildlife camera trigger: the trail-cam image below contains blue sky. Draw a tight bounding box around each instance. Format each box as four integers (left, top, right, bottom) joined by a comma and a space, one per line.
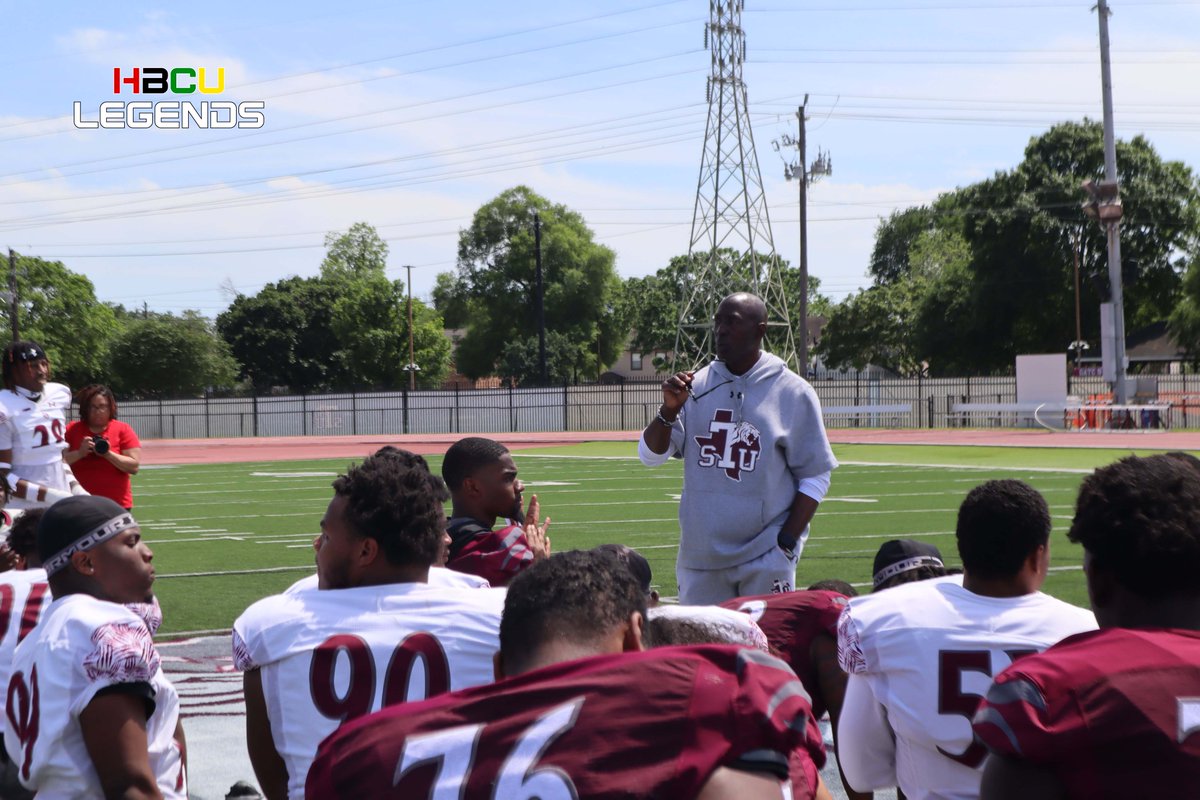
4, 0, 1198, 318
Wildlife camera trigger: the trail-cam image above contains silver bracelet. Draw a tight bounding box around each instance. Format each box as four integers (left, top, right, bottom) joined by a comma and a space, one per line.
655, 411, 677, 428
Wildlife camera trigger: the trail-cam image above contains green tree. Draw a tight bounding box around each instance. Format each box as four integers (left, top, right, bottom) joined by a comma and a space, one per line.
438, 186, 624, 382
498, 331, 584, 384
868, 206, 938, 285
952, 121, 1197, 371
817, 282, 925, 376
329, 273, 451, 389
621, 251, 832, 360
217, 276, 353, 393
107, 312, 238, 398
2, 255, 120, 388
218, 223, 452, 391
1168, 245, 1200, 360
320, 221, 390, 279
837, 121, 1199, 374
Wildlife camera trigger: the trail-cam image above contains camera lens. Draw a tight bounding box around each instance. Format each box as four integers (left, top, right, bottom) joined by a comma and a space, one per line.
93, 437, 110, 455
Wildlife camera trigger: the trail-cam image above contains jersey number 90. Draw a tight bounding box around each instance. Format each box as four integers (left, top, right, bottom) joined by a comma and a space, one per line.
309, 632, 451, 724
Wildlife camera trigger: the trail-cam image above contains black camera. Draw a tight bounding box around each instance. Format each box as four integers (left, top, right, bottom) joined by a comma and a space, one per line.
93, 435, 110, 455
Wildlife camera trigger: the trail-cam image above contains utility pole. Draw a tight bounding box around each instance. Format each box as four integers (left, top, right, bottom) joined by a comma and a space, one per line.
403, 264, 418, 390
775, 96, 831, 376
1093, 0, 1129, 404
797, 101, 808, 373
534, 212, 547, 385
7, 249, 17, 342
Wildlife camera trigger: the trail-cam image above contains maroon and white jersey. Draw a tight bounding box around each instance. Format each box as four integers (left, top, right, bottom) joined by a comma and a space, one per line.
974, 627, 1200, 798
445, 516, 535, 587
0, 568, 49, 727
232, 581, 505, 799
836, 575, 1096, 799
3, 594, 184, 798
721, 589, 849, 717
0, 384, 75, 509
307, 645, 827, 800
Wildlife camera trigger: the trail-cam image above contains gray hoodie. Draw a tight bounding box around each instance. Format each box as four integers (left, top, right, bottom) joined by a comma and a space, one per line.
664, 352, 837, 569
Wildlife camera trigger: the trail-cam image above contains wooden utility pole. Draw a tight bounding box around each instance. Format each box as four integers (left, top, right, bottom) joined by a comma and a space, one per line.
797, 101, 809, 372
8, 249, 18, 342
404, 264, 416, 391
534, 213, 547, 385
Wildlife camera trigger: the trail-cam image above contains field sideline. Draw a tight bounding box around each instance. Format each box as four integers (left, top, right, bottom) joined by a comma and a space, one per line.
137, 440, 1187, 637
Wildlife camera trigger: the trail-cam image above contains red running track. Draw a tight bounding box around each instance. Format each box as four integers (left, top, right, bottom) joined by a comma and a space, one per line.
140, 428, 1200, 466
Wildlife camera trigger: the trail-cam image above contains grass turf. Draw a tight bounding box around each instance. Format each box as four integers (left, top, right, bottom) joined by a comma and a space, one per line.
137, 441, 1173, 636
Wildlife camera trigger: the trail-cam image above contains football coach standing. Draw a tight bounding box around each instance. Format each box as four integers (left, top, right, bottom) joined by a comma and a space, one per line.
639, 292, 837, 604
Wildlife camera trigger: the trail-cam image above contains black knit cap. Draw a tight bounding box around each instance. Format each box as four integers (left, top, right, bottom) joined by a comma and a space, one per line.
872, 539, 944, 589
38, 496, 135, 575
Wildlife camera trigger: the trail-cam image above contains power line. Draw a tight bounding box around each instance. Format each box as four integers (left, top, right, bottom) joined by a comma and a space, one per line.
0, 102, 707, 212
0, 56, 701, 182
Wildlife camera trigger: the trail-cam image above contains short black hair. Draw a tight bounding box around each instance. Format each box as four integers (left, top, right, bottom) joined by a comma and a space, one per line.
2, 341, 47, 392
1165, 450, 1200, 475
646, 615, 730, 647
441, 437, 510, 491
955, 479, 1051, 580
591, 543, 653, 595
1069, 454, 1200, 599
332, 450, 449, 568
7, 509, 44, 559
500, 550, 646, 675
807, 579, 858, 597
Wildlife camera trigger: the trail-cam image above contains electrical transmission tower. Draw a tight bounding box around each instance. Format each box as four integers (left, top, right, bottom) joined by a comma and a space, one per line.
674, 0, 797, 372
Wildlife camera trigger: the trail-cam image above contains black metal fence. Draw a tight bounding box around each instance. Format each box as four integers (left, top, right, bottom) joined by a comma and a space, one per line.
116, 374, 1200, 440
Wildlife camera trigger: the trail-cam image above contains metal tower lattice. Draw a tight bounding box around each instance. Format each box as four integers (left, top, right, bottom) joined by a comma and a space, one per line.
674, 0, 797, 372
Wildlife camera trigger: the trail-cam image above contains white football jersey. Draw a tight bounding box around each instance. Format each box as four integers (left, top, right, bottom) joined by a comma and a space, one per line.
232, 581, 506, 799
0, 568, 48, 726
3, 594, 185, 799
284, 565, 492, 594
0, 383, 75, 509
836, 575, 1096, 800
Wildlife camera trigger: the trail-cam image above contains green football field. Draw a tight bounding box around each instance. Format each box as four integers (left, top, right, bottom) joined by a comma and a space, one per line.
138, 442, 1179, 636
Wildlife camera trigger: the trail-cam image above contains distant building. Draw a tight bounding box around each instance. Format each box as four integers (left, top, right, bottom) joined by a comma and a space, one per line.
1077, 320, 1192, 375
441, 329, 502, 389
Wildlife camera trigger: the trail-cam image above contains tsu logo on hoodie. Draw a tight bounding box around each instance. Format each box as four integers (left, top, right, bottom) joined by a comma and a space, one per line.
694, 409, 762, 481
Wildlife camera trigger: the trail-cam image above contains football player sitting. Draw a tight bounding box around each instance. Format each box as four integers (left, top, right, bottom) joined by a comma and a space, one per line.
441, 436, 550, 586
233, 450, 507, 800
974, 455, 1200, 799
308, 549, 831, 800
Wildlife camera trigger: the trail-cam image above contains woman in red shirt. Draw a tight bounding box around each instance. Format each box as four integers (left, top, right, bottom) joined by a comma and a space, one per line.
64, 385, 141, 509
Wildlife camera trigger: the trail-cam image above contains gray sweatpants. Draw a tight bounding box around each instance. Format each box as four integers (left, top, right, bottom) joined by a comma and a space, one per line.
676, 541, 801, 605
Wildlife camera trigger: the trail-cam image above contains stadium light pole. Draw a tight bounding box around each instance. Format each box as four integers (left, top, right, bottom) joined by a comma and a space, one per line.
1090, 0, 1129, 404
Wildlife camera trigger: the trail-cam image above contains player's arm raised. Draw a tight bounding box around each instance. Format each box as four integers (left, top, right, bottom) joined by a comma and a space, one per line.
243, 668, 289, 800
641, 371, 692, 457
